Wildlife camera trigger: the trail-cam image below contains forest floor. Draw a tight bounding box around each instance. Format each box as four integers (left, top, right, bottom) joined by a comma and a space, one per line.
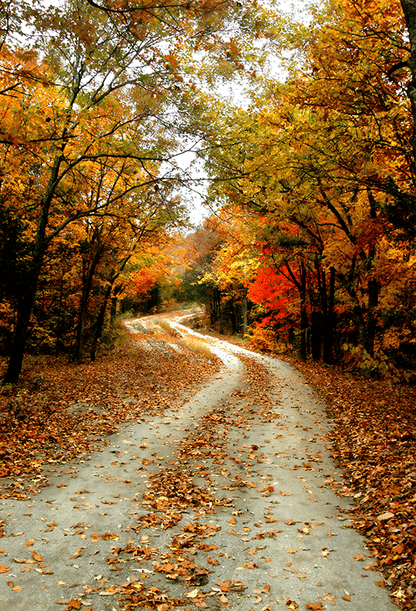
0, 309, 414, 610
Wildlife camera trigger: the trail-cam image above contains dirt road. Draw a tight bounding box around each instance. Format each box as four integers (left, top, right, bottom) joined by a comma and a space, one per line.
0, 312, 397, 610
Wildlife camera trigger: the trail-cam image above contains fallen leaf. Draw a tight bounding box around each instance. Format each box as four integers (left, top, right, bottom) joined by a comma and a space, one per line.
64, 601, 82, 611
377, 512, 394, 522
102, 533, 118, 540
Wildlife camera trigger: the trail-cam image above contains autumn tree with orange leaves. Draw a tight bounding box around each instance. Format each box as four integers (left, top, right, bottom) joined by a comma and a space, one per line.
0, 0, 276, 383
192, 0, 416, 373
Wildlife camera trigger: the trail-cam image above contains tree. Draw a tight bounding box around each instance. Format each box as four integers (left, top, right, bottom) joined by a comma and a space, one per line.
192, 0, 416, 368
0, 0, 274, 383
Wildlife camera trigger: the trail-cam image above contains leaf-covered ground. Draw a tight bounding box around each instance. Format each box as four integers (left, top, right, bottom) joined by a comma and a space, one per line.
0, 314, 415, 609
0, 315, 220, 500
286, 358, 416, 610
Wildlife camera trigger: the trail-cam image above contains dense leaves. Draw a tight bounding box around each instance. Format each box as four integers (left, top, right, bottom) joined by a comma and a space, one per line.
286, 356, 416, 609
185, 0, 416, 379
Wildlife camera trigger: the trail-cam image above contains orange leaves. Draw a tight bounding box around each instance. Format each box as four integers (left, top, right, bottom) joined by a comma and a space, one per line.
215, 580, 246, 593
306, 604, 324, 611
207, 557, 219, 565
292, 357, 416, 608
0, 565, 10, 573
101, 532, 119, 540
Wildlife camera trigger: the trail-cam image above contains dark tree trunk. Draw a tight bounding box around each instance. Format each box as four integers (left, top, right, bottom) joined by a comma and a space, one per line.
241, 288, 248, 337
363, 278, 379, 356
323, 266, 335, 364
311, 310, 323, 361
400, 0, 416, 170
73, 239, 102, 364
299, 264, 308, 360
3, 156, 62, 384
90, 291, 110, 362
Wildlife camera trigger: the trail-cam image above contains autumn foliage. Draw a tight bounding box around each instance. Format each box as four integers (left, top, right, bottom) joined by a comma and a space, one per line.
185, 0, 416, 383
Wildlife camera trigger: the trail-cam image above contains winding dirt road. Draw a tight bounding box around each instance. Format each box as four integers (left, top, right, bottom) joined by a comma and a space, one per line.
0, 311, 397, 610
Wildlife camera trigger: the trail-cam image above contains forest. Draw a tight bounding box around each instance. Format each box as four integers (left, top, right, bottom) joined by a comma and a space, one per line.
1, 2, 416, 608
0, 0, 415, 384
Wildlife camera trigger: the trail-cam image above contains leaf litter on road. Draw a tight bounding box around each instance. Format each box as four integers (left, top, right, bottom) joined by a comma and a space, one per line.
0, 312, 409, 610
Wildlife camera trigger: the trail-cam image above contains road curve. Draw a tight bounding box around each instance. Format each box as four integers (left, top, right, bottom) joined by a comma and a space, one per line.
0, 312, 397, 611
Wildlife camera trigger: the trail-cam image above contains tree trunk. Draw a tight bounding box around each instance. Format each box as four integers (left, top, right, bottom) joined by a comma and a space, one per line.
241, 288, 248, 337
299, 264, 308, 360
90, 290, 110, 362
73, 240, 102, 364
3, 155, 63, 384
363, 278, 379, 356
311, 309, 323, 360
323, 266, 335, 364
110, 296, 118, 326
3, 278, 39, 384
400, 0, 416, 171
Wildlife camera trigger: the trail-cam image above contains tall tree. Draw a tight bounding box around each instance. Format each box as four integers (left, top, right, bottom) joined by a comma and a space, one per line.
0, 0, 274, 383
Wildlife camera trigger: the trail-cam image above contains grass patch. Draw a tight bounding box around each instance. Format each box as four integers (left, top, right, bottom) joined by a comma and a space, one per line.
178, 336, 217, 362
155, 319, 180, 337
